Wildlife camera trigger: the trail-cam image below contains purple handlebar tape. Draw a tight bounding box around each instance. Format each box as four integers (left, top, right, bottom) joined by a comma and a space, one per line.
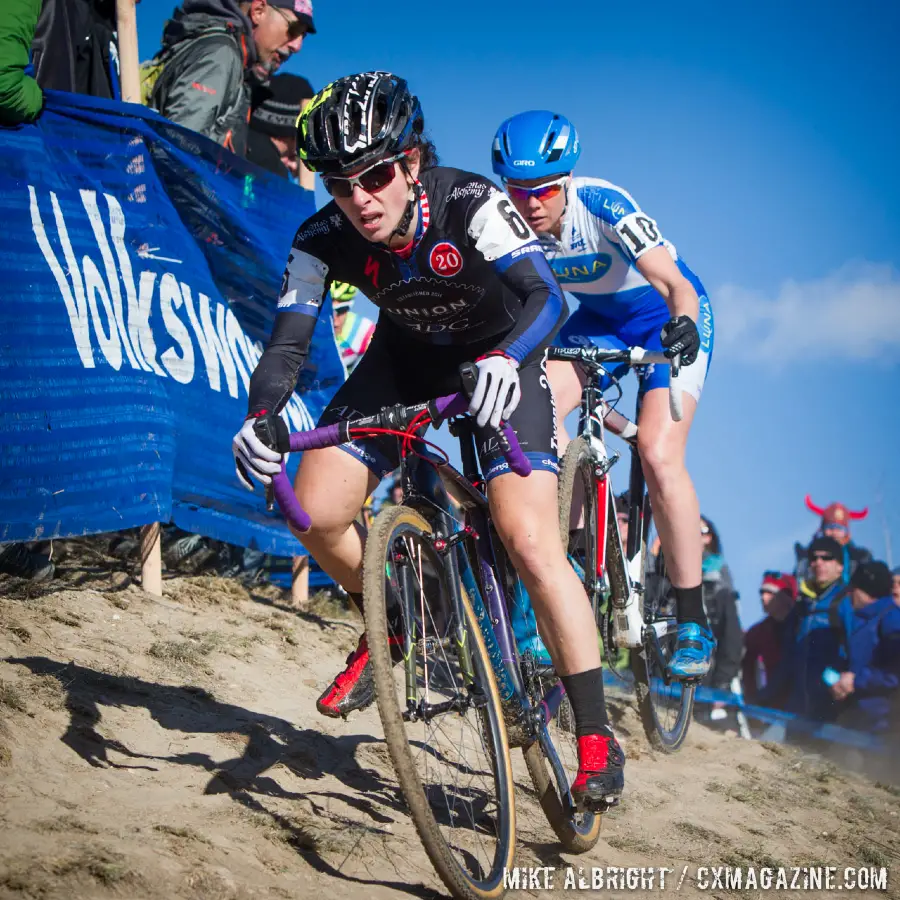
270, 391, 531, 532
432, 392, 469, 418
288, 422, 342, 452
272, 462, 311, 532
499, 422, 532, 476
434, 393, 530, 475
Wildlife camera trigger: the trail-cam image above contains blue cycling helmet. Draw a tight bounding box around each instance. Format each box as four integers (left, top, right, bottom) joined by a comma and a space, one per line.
491, 110, 580, 181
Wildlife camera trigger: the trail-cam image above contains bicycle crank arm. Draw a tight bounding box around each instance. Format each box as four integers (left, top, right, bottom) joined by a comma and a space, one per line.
643, 621, 678, 682
538, 724, 578, 818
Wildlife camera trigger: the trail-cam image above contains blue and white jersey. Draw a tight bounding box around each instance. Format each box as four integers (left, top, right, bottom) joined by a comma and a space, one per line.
539, 176, 697, 325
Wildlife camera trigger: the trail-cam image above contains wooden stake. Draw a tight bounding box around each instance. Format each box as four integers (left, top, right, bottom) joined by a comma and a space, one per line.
291, 555, 309, 609
116, 0, 141, 104
140, 523, 162, 596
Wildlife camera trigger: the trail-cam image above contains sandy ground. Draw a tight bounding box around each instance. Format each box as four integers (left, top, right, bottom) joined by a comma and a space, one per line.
1, 540, 898, 900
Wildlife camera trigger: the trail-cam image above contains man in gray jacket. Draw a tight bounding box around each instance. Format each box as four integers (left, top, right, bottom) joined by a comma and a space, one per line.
148, 0, 314, 155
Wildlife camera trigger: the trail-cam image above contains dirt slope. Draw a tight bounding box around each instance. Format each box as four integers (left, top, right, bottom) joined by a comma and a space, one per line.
1, 545, 898, 900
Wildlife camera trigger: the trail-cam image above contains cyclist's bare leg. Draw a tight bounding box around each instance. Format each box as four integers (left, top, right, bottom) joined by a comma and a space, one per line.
295, 448, 384, 718
291, 447, 379, 596
489, 467, 624, 806
635, 387, 701, 589
487, 469, 600, 675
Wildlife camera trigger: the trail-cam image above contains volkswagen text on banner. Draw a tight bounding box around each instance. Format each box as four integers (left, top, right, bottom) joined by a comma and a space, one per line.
0, 91, 344, 557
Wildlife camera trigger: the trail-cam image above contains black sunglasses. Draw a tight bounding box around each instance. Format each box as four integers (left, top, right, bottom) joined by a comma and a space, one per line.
271, 5, 308, 40
322, 153, 407, 199
809, 553, 836, 563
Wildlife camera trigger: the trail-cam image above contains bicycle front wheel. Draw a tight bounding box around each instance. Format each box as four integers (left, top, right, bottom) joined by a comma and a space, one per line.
363, 505, 516, 900
631, 600, 695, 752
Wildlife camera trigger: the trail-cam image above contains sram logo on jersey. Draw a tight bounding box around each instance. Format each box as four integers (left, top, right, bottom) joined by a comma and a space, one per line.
429, 241, 463, 277
550, 253, 613, 284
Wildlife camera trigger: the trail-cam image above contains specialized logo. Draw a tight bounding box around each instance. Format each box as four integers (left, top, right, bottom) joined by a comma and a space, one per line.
429, 241, 463, 277
364, 255, 380, 289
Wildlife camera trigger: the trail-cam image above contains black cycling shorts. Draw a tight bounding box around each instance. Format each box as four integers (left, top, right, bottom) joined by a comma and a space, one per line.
318, 323, 559, 482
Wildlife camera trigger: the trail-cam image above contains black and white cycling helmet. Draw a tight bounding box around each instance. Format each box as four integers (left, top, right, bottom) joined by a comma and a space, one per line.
297, 71, 424, 175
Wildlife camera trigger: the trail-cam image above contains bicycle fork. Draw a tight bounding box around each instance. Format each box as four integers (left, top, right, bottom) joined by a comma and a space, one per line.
581, 385, 645, 650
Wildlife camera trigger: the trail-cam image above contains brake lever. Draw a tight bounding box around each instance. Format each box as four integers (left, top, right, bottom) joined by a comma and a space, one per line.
252, 415, 288, 512
459, 361, 479, 400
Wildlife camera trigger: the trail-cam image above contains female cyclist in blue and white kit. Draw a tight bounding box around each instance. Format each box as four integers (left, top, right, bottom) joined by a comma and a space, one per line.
492, 110, 716, 678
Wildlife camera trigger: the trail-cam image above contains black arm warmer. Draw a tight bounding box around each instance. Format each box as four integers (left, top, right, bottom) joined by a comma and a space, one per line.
246, 311, 317, 417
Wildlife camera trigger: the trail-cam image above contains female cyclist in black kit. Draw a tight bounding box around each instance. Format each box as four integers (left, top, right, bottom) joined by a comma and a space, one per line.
232, 71, 624, 809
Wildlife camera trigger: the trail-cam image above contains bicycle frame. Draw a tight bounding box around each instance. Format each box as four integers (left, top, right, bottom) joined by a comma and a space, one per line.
570, 366, 646, 646
572, 364, 680, 668
397, 429, 572, 797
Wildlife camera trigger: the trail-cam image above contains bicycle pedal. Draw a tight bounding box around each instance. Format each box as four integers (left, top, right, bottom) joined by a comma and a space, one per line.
671, 674, 703, 686
582, 794, 620, 813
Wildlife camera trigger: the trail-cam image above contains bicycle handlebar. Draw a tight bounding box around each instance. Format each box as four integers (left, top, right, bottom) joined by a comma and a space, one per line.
548, 345, 684, 422
268, 390, 531, 533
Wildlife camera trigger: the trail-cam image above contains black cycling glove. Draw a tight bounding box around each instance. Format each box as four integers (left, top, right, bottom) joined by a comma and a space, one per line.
660, 315, 700, 366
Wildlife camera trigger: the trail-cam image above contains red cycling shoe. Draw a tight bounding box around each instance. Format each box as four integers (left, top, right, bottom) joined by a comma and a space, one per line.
571, 730, 626, 811
316, 633, 402, 719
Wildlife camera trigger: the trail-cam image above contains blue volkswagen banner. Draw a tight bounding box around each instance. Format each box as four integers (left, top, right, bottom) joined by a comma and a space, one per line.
0, 91, 344, 556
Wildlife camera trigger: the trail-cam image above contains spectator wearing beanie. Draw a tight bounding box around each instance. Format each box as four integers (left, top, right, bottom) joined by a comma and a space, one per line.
759, 537, 854, 726
248, 72, 314, 184
800, 535, 845, 600
831, 561, 900, 734
742, 572, 796, 706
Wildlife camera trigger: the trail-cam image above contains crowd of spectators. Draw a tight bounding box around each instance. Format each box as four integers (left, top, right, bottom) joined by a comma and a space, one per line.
633, 493, 898, 744
741, 499, 899, 743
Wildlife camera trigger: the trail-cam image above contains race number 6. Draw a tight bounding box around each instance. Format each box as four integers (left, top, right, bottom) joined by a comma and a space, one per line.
498, 199, 531, 240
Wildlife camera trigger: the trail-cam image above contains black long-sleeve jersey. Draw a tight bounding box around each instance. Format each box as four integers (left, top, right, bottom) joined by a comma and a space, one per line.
247, 166, 568, 416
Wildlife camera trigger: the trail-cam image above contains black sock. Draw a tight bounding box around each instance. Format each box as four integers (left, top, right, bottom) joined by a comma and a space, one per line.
561, 667, 610, 738
675, 585, 708, 628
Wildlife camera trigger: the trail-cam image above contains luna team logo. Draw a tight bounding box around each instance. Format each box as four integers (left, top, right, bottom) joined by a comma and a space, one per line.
429, 241, 463, 277
551, 253, 613, 285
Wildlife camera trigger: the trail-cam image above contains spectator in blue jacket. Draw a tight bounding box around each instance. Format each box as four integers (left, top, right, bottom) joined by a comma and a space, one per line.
831, 561, 900, 734
762, 536, 853, 724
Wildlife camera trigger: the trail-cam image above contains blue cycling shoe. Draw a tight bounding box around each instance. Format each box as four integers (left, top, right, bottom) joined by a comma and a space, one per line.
668, 623, 716, 680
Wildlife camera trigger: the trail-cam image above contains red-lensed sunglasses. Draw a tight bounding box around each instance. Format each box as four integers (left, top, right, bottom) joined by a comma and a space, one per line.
504, 176, 568, 203
322, 152, 409, 198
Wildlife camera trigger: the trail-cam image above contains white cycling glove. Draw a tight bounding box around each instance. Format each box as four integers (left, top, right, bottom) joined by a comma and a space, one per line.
468, 353, 521, 430
232, 417, 283, 491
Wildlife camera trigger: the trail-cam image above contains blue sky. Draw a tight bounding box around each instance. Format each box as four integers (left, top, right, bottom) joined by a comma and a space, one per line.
138, 0, 900, 625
